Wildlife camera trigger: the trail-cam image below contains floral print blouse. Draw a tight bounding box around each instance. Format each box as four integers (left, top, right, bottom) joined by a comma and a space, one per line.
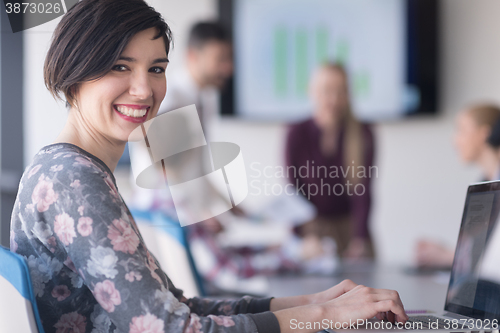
10, 143, 279, 333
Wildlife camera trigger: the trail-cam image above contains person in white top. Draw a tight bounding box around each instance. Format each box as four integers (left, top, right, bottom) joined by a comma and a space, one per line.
158, 21, 233, 135
130, 21, 233, 212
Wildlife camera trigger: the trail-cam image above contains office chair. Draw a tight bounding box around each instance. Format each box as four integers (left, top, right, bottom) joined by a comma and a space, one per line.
0, 245, 45, 333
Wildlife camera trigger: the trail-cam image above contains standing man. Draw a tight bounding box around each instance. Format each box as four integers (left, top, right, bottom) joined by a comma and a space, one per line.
159, 21, 233, 135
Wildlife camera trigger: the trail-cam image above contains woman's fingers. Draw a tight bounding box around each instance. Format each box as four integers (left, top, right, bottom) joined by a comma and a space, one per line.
374, 299, 408, 323
324, 284, 408, 326
354, 286, 408, 323
370, 289, 406, 311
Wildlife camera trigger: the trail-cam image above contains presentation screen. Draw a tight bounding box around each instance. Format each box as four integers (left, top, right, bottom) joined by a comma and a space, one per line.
220, 0, 439, 121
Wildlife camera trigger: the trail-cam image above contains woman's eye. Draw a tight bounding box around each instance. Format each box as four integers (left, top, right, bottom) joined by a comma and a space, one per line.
150, 67, 165, 74
112, 64, 128, 72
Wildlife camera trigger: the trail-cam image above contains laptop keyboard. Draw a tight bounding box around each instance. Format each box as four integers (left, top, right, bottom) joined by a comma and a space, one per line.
406, 316, 449, 330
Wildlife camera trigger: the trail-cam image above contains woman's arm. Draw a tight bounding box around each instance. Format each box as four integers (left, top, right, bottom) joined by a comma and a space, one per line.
38, 155, 273, 333
182, 279, 408, 333
185, 295, 275, 316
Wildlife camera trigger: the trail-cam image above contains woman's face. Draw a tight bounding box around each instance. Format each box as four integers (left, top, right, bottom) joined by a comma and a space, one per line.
454, 111, 489, 163
310, 67, 349, 128
74, 28, 168, 143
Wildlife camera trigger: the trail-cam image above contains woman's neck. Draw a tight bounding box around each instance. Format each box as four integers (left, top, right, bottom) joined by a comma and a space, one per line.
313, 111, 341, 134
477, 146, 500, 181
54, 110, 126, 173
313, 112, 342, 157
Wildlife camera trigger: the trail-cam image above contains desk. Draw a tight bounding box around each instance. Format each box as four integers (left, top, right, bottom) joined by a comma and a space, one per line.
266, 262, 450, 313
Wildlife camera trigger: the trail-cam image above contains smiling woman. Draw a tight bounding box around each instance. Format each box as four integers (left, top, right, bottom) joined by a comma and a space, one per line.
56, 27, 168, 150
43, 1, 171, 171
10, 1, 409, 333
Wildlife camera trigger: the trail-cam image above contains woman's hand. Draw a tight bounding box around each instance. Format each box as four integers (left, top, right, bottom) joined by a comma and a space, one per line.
271, 279, 408, 320
320, 284, 409, 325
273, 282, 408, 333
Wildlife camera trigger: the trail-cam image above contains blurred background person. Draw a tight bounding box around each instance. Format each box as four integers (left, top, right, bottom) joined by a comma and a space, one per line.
415, 103, 500, 269
285, 62, 375, 260
159, 21, 232, 134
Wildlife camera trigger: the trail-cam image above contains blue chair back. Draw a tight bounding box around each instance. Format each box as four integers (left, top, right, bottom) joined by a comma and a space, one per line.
0, 245, 45, 333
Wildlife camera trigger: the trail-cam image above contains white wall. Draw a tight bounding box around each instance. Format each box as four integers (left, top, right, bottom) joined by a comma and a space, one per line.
24, 17, 67, 164
23, 0, 500, 264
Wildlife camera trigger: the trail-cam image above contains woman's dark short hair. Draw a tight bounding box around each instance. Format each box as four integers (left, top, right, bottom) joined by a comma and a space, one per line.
44, 0, 173, 107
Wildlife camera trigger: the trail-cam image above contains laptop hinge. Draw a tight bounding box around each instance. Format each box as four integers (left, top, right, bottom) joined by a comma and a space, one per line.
443, 312, 472, 320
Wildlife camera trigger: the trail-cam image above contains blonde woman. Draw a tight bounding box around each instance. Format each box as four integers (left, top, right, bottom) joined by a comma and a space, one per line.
285, 63, 375, 259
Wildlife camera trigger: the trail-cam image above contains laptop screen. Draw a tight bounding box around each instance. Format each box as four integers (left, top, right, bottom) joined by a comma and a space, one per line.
445, 181, 500, 320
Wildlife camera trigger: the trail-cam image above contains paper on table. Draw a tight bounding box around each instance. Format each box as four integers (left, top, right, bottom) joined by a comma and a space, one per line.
216, 214, 291, 247
254, 191, 316, 226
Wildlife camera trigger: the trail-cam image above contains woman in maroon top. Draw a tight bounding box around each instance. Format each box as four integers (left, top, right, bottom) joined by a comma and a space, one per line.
285, 63, 375, 259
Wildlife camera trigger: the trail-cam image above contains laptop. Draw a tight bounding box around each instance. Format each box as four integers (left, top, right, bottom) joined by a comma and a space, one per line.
328, 181, 500, 332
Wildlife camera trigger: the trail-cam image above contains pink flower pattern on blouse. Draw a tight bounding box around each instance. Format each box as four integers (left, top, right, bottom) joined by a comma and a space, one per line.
54, 213, 76, 246
93, 280, 121, 313
31, 178, 58, 212
54, 312, 86, 333
107, 218, 140, 254
129, 313, 164, 333
10, 143, 272, 333
185, 314, 203, 333
70, 180, 81, 188
77, 217, 93, 237
52, 285, 71, 301
125, 271, 142, 282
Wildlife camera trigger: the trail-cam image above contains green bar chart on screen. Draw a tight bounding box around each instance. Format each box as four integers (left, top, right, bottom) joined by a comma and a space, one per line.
295, 28, 308, 96
316, 26, 329, 64
272, 25, 370, 100
274, 27, 288, 97
235, 0, 405, 120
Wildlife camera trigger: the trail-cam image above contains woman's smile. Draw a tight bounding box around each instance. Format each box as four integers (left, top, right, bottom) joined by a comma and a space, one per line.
113, 104, 151, 123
